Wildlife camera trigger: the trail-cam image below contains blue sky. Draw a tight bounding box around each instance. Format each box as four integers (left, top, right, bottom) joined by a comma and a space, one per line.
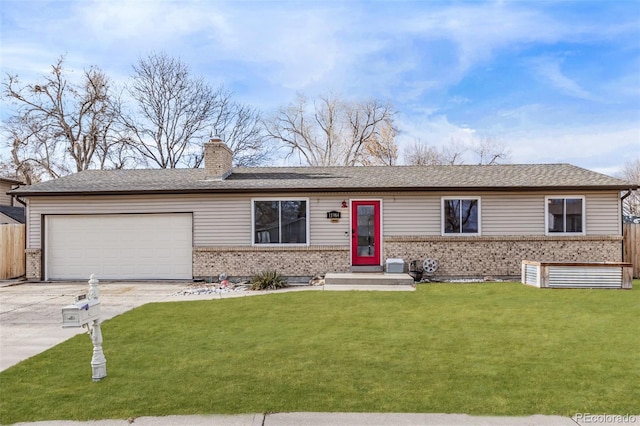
1, 0, 639, 175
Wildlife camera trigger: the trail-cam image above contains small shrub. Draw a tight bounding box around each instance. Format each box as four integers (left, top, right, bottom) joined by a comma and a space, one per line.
250, 270, 288, 290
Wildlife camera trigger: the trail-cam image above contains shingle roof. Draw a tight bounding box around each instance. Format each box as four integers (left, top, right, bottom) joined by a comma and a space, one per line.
0, 177, 24, 185
9, 164, 636, 196
0, 205, 25, 223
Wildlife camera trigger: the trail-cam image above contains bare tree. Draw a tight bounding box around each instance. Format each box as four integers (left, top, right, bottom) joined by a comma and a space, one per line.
470, 136, 510, 165
265, 93, 396, 166
619, 158, 640, 218
222, 103, 272, 167
403, 141, 439, 165
404, 136, 509, 166
361, 119, 398, 166
403, 139, 465, 165
2, 56, 119, 180
0, 151, 39, 184
188, 97, 270, 168
122, 52, 270, 168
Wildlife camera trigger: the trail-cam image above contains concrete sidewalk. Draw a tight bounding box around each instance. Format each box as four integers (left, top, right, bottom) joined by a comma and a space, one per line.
11, 412, 582, 425
1, 281, 634, 426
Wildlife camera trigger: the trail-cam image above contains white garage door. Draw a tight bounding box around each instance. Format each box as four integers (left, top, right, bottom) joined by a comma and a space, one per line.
45, 214, 193, 280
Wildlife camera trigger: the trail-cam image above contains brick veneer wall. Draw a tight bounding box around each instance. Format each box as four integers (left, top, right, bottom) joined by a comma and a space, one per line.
25, 248, 41, 280
194, 236, 622, 280
384, 236, 623, 279
27, 237, 622, 281
193, 246, 350, 279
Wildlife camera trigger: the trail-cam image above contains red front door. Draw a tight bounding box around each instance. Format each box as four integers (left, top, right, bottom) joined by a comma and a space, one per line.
351, 200, 381, 266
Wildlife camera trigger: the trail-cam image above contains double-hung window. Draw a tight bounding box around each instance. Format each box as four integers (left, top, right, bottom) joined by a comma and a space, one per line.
442, 197, 480, 235
252, 199, 308, 245
546, 196, 585, 235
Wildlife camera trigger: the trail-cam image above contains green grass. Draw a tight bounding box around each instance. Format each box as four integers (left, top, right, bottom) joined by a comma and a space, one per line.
1, 282, 638, 423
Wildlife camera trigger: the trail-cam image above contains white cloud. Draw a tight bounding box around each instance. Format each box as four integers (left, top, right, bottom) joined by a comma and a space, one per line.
395, 4, 564, 82
4, 1, 632, 101
74, 1, 227, 46
509, 125, 640, 170
529, 56, 598, 101
395, 111, 478, 161
396, 103, 640, 173
1, 0, 637, 174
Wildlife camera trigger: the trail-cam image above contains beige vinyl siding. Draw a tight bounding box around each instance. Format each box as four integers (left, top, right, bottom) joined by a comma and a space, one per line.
25, 190, 622, 249
481, 194, 545, 236
585, 192, 621, 235
0, 182, 13, 205
26, 195, 240, 248
308, 196, 350, 245
27, 200, 40, 248
27, 193, 352, 249
382, 192, 547, 237
380, 190, 621, 237
382, 194, 440, 235
194, 196, 251, 246
247, 193, 349, 246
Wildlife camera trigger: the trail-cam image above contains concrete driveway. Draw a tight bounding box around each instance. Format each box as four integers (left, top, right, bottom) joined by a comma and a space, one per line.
0, 280, 202, 371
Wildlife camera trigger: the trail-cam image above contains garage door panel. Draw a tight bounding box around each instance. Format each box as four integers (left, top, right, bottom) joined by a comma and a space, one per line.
46, 214, 193, 280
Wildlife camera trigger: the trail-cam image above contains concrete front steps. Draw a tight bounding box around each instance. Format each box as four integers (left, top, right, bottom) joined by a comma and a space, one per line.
324, 272, 415, 286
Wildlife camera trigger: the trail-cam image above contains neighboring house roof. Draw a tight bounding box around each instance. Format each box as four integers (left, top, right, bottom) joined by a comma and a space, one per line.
0, 177, 25, 186
0, 205, 25, 223
9, 164, 636, 196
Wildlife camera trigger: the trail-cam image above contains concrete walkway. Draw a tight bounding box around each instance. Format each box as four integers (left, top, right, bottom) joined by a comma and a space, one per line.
1, 280, 634, 426
10, 412, 581, 425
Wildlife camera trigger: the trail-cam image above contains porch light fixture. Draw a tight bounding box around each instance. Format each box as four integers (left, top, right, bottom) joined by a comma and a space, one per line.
341, 200, 348, 209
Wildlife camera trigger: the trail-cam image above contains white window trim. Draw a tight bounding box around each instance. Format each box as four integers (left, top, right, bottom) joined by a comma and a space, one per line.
251, 197, 310, 246
544, 195, 586, 236
441, 196, 481, 236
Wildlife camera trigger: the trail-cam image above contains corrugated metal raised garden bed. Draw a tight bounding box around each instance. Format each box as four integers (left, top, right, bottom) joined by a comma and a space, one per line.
521, 260, 633, 289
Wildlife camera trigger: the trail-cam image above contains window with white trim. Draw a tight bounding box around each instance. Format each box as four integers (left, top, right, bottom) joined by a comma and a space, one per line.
442, 197, 480, 235
546, 196, 585, 234
252, 199, 308, 245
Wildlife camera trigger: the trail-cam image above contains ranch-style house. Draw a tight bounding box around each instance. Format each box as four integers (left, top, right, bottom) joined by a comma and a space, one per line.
9, 139, 637, 282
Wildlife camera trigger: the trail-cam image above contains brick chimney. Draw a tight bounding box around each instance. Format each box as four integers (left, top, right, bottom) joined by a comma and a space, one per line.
204, 137, 233, 180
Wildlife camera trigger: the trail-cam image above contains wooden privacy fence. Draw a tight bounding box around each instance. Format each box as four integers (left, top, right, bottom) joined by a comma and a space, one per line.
623, 224, 640, 278
0, 224, 25, 279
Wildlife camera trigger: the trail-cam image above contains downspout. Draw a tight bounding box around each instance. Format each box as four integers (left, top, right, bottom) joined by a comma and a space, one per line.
12, 195, 27, 208
10, 185, 28, 280
9, 184, 27, 207
620, 189, 633, 264
621, 189, 633, 225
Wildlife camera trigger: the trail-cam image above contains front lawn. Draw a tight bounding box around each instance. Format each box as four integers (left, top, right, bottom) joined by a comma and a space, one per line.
1, 282, 638, 423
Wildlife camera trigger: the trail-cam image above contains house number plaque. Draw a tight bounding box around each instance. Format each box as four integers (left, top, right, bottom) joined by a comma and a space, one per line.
327, 211, 341, 219
327, 211, 341, 223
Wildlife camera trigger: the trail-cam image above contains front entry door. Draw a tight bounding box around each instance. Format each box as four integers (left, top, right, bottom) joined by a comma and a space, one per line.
351, 200, 381, 266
